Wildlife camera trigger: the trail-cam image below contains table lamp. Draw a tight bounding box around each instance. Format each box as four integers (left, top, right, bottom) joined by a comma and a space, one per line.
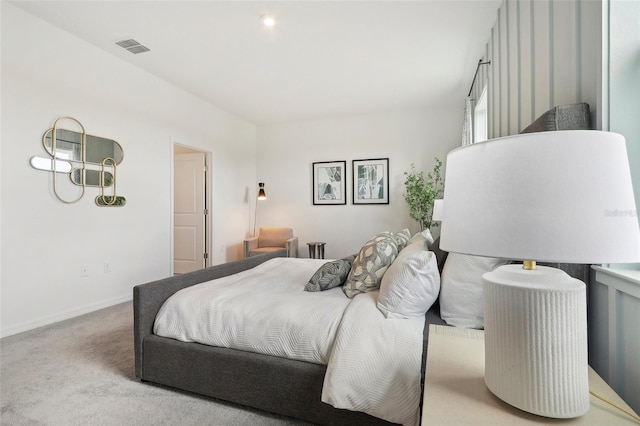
439, 130, 640, 418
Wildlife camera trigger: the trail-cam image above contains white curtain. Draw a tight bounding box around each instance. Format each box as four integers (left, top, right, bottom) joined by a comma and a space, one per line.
461, 96, 473, 146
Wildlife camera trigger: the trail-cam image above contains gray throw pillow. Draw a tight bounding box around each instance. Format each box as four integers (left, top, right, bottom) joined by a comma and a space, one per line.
305, 255, 356, 292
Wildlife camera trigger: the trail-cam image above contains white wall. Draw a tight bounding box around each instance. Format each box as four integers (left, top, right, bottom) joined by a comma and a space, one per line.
256, 108, 461, 259
0, 3, 256, 337
472, 0, 603, 136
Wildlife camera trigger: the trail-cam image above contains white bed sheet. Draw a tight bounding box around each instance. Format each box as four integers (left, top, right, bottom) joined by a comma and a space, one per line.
154, 257, 350, 364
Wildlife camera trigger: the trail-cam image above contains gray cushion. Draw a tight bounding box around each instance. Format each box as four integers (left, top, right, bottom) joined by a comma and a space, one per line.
521, 102, 590, 133
305, 255, 356, 292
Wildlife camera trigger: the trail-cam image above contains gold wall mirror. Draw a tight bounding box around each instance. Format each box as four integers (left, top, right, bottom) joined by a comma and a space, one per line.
30, 116, 125, 206
42, 128, 124, 166
30, 156, 72, 173
71, 169, 114, 187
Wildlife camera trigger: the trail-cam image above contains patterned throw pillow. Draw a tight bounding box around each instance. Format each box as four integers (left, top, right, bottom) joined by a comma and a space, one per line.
305, 255, 356, 292
343, 232, 399, 298
394, 228, 411, 251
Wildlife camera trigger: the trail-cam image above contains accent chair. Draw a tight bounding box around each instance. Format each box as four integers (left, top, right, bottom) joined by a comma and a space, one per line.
244, 227, 299, 258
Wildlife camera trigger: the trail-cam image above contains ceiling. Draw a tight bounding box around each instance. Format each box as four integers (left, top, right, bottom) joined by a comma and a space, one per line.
12, 0, 502, 125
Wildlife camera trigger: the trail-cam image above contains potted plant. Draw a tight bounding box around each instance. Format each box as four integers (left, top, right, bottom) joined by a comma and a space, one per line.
403, 158, 444, 231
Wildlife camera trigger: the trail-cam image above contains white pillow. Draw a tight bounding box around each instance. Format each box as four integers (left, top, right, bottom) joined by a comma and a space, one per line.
407, 229, 434, 247
377, 244, 440, 319
439, 253, 510, 329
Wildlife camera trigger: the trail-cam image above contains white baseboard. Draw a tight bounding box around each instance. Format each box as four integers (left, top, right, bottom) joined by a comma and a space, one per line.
0, 294, 132, 338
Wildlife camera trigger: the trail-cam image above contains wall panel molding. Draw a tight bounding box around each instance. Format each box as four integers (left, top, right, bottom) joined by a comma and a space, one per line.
481, 0, 600, 138
508, 0, 519, 134
499, 5, 509, 135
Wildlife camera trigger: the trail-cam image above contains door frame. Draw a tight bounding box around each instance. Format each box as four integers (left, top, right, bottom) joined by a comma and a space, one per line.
171, 142, 212, 275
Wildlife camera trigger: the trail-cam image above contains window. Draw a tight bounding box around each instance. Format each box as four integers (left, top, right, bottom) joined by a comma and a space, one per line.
474, 85, 488, 143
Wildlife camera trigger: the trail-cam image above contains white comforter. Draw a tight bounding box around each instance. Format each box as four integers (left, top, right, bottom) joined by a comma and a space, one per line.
322, 290, 424, 426
154, 257, 347, 364
154, 257, 422, 425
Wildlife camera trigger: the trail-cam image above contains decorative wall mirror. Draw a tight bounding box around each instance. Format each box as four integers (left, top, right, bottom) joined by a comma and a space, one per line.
70, 169, 114, 187
30, 116, 126, 206
42, 128, 124, 165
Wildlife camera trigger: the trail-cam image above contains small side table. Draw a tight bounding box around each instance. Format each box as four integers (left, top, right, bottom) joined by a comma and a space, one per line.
422, 324, 639, 425
306, 242, 326, 259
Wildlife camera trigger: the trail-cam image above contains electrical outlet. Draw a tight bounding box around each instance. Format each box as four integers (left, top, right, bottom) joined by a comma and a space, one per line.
80, 265, 89, 277
103, 263, 111, 273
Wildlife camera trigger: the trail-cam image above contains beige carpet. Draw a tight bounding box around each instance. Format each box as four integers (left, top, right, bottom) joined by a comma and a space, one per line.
0, 301, 311, 425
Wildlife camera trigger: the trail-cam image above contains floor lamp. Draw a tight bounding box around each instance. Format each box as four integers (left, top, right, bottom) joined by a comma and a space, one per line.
253, 182, 267, 237
439, 130, 640, 418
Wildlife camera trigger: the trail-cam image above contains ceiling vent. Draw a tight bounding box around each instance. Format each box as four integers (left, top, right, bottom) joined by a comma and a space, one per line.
115, 39, 150, 54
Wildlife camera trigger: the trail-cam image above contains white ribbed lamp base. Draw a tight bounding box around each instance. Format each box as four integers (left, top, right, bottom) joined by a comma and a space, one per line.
483, 264, 589, 418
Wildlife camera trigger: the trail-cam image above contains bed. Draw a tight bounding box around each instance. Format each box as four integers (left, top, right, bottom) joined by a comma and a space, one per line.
135, 233, 448, 426
133, 102, 592, 425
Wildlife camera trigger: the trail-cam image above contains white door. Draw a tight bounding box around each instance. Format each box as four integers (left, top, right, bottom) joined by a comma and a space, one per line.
174, 151, 206, 274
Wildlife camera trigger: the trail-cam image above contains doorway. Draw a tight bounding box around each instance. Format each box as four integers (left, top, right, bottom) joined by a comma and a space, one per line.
173, 144, 209, 275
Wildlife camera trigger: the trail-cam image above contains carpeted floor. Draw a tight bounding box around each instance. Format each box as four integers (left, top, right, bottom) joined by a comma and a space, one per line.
0, 301, 312, 425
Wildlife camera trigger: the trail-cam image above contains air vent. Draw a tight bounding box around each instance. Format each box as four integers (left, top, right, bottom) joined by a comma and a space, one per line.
126, 45, 150, 54
115, 39, 150, 54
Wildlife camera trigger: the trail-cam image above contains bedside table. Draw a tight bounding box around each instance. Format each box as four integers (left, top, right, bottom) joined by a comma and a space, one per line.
422, 324, 639, 425
306, 241, 326, 259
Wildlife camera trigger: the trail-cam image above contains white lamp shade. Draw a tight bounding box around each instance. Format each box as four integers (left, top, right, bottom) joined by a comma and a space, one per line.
440, 130, 640, 264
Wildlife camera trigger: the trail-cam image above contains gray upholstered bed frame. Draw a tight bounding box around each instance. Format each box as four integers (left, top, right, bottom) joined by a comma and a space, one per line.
133, 102, 592, 425
134, 250, 446, 425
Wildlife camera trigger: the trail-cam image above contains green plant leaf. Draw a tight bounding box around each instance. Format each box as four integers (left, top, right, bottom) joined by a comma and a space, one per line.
403, 158, 443, 230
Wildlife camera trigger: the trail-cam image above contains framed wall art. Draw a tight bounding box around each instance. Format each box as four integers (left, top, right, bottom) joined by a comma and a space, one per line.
352, 158, 389, 204
312, 161, 346, 205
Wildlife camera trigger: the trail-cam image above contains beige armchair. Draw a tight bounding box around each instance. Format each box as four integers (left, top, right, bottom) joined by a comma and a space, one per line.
244, 227, 299, 258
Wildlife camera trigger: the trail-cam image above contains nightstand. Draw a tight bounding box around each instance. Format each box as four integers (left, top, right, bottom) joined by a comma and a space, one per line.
422, 324, 639, 425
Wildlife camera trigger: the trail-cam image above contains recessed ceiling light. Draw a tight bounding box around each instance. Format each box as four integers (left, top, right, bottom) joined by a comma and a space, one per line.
261, 15, 276, 28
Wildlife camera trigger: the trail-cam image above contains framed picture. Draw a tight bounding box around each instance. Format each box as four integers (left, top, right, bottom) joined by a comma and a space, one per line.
312, 161, 347, 205
352, 158, 389, 204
